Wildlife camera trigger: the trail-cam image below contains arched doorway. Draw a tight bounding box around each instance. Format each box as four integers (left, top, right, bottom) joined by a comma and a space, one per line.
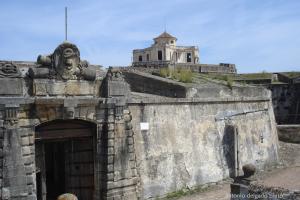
35, 119, 96, 200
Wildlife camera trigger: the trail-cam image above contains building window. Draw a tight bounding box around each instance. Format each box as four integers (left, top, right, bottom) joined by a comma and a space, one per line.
158, 50, 162, 61
187, 53, 192, 63
170, 40, 174, 44
175, 52, 178, 61
139, 55, 142, 62
147, 54, 149, 61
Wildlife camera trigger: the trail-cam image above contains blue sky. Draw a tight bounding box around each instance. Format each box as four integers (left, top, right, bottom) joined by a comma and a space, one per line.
0, 0, 300, 73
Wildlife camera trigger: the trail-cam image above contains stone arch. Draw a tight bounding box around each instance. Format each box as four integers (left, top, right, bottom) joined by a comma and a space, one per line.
35, 119, 96, 140
34, 119, 98, 200
33, 104, 97, 125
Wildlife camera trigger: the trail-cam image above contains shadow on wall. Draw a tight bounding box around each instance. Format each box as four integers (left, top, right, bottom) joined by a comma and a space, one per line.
123, 71, 187, 98
222, 125, 235, 178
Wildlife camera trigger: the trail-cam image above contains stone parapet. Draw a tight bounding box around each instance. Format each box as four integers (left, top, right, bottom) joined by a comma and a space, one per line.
131, 62, 237, 74
128, 96, 270, 104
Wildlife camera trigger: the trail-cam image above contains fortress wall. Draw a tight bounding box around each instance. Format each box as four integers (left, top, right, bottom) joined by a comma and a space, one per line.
129, 100, 279, 199
270, 83, 300, 124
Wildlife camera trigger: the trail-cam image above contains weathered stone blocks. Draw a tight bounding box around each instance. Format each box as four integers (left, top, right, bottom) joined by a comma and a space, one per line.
0, 78, 23, 95
33, 80, 99, 96
129, 100, 278, 199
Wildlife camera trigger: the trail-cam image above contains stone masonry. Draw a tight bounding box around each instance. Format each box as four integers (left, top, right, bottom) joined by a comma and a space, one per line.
0, 42, 139, 200
0, 41, 279, 200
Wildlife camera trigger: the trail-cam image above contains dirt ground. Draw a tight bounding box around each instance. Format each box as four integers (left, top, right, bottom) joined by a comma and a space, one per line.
257, 141, 300, 190
259, 167, 300, 190
173, 141, 300, 200
177, 184, 231, 200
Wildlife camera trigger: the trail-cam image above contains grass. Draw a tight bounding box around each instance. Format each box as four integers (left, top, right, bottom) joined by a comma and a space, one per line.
202, 72, 272, 80
199, 74, 234, 88
159, 69, 300, 86
200, 73, 232, 80
237, 73, 272, 79
200, 72, 277, 86
155, 184, 213, 200
224, 75, 233, 89
160, 68, 169, 78
282, 71, 300, 78
159, 68, 193, 83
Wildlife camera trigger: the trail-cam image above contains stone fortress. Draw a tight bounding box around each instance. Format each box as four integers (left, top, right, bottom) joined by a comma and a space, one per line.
132, 32, 237, 74
0, 31, 298, 200
133, 32, 199, 65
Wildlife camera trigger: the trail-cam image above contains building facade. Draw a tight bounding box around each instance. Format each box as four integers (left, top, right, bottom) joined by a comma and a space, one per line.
132, 32, 237, 74
132, 32, 199, 66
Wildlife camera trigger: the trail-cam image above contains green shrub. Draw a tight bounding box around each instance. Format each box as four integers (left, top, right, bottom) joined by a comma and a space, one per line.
178, 69, 193, 83
225, 76, 233, 88
159, 68, 193, 83
159, 68, 170, 78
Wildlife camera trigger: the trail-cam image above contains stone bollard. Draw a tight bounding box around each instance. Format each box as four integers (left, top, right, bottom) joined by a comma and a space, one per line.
57, 193, 78, 200
230, 164, 256, 200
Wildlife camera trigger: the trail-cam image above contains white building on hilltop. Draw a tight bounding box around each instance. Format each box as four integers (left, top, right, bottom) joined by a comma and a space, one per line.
132, 32, 199, 66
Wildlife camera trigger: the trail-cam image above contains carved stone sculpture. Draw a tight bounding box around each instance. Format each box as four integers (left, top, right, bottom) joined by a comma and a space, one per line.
0, 62, 22, 78
107, 67, 124, 81
52, 42, 81, 80
29, 41, 96, 81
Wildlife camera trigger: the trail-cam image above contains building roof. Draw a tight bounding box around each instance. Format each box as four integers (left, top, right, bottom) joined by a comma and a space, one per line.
154, 31, 177, 41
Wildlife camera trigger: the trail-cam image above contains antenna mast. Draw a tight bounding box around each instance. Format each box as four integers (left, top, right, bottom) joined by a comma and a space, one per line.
65, 7, 68, 41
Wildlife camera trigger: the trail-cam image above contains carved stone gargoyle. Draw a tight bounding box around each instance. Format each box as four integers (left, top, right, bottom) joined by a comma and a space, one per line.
28, 41, 96, 81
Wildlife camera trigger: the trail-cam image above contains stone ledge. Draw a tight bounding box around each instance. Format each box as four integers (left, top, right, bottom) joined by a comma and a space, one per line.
0, 97, 34, 104
34, 97, 103, 105
128, 96, 270, 104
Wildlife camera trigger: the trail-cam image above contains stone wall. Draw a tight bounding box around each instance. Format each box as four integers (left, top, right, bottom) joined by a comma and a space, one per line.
236, 74, 300, 125
0, 54, 280, 200
123, 71, 187, 98
0, 58, 140, 200
0, 120, 3, 200
128, 99, 278, 199
95, 101, 140, 200
270, 83, 300, 124
0, 99, 140, 200
0, 105, 36, 200
277, 125, 300, 143
130, 63, 237, 74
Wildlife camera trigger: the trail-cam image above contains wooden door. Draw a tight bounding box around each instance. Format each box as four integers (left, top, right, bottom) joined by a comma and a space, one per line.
64, 137, 94, 199
35, 142, 47, 200
35, 120, 96, 200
